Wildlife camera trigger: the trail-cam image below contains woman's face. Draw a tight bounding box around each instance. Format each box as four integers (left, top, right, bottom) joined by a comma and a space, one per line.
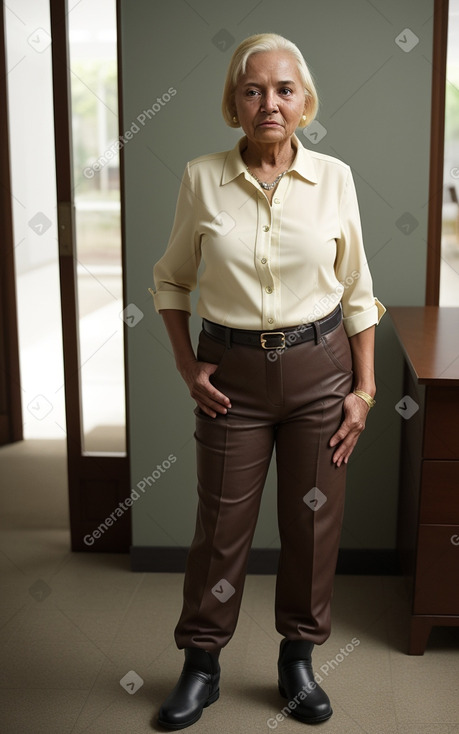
233, 51, 306, 147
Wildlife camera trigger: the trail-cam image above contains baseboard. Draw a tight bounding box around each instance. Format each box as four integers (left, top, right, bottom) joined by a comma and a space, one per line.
335, 548, 399, 574
130, 546, 399, 575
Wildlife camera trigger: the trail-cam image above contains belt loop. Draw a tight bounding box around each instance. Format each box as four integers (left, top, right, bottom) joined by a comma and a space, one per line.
312, 319, 321, 345
225, 326, 232, 349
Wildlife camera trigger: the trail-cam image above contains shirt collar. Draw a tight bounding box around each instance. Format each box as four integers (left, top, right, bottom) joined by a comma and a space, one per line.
221, 133, 318, 186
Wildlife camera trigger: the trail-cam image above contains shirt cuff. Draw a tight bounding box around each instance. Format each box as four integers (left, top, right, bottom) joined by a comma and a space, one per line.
152, 290, 192, 314
342, 297, 386, 337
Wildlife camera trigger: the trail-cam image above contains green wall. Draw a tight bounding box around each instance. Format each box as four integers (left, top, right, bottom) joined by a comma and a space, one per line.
120, 0, 433, 553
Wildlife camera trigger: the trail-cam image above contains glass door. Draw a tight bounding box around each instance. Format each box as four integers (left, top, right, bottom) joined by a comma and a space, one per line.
49, 0, 130, 550
68, 0, 126, 453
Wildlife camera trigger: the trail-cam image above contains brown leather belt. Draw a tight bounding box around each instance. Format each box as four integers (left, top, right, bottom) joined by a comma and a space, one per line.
202, 304, 342, 350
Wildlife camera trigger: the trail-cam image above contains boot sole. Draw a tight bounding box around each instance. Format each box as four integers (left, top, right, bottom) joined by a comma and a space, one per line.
157, 689, 220, 730
278, 681, 333, 724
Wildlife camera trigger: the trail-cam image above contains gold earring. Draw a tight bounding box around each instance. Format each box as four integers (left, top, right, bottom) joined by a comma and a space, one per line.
232, 115, 238, 124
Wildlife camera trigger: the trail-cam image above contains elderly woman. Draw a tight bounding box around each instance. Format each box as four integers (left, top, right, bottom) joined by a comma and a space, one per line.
152, 33, 385, 729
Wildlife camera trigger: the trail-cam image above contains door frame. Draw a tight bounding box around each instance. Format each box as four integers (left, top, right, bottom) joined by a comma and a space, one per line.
0, 1, 22, 446
49, 0, 131, 551
425, 0, 449, 305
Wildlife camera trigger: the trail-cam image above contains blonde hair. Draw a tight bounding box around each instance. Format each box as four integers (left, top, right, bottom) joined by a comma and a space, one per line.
222, 33, 319, 128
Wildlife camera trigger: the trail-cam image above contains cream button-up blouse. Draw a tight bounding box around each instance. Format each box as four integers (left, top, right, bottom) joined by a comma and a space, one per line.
153, 134, 385, 337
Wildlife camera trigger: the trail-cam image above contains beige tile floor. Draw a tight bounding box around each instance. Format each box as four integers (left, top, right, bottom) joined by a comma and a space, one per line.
1, 439, 459, 734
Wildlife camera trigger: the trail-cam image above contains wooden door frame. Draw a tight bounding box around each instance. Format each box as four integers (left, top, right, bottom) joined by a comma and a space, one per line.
49, 0, 131, 551
425, 0, 449, 305
0, 2, 22, 446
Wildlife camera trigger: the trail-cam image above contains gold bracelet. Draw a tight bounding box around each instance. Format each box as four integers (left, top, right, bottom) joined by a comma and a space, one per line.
353, 389, 376, 409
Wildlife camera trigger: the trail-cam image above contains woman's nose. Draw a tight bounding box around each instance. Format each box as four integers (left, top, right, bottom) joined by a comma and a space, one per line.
261, 90, 278, 113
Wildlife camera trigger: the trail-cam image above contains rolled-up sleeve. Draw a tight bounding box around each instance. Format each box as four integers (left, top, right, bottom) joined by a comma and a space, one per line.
335, 169, 386, 337
152, 163, 201, 313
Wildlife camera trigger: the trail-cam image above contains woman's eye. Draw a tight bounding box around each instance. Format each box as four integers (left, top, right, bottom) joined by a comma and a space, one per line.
244, 88, 292, 97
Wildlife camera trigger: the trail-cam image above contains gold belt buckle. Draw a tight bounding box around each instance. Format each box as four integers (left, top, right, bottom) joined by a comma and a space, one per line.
260, 331, 286, 349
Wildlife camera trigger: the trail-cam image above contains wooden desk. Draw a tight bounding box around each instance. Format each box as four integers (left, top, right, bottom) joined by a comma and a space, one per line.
390, 306, 459, 654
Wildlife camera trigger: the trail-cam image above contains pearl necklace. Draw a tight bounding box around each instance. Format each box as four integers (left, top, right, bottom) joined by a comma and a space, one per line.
246, 166, 288, 191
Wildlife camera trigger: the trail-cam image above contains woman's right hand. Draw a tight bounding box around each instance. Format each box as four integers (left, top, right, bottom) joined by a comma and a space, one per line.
179, 359, 232, 418
158, 310, 231, 418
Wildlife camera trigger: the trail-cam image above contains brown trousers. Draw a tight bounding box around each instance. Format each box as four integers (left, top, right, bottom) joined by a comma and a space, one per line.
174, 316, 354, 652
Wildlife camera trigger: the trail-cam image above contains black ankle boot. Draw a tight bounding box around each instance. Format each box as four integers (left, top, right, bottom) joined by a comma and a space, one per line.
277, 639, 332, 724
157, 648, 220, 730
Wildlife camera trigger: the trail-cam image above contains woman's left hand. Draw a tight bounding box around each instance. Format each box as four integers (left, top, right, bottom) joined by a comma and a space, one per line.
329, 392, 370, 467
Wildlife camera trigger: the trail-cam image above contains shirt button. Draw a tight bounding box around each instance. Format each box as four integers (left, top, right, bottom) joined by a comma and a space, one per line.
262, 225, 270, 232
265, 286, 273, 294
261, 257, 267, 264
274, 198, 281, 204
267, 317, 274, 324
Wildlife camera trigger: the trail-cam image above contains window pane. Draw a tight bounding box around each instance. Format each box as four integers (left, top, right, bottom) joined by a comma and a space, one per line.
68, 0, 126, 453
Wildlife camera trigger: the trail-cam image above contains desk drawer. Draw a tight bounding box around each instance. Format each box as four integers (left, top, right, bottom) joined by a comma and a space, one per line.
420, 461, 459, 524
424, 387, 459, 459
413, 525, 459, 614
